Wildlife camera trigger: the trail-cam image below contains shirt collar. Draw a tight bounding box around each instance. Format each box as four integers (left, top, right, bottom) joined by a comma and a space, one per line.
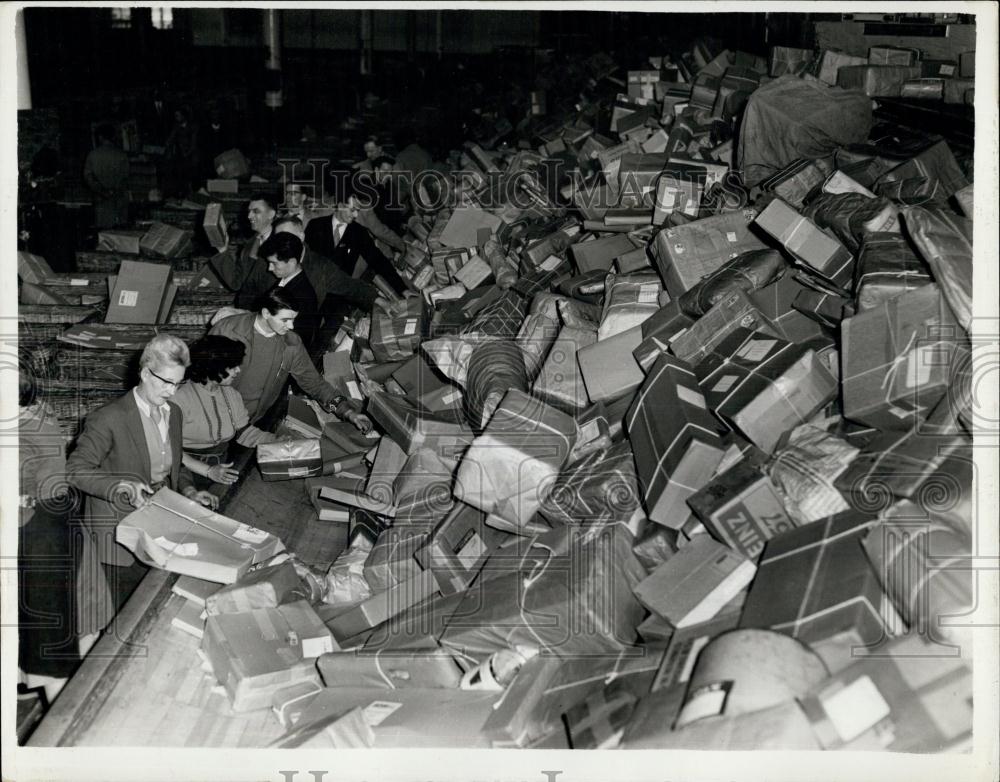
133, 387, 169, 419
253, 314, 276, 337
277, 268, 302, 287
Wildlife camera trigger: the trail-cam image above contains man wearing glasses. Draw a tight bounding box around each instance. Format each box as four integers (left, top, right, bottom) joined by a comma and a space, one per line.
67, 335, 217, 630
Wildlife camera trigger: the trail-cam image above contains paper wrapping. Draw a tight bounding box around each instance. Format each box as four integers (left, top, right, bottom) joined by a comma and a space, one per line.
901, 206, 972, 331
769, 424, 857, 525
596, 273, 663, 341
539, 440, 640, 528
460, 288, 528, 339
139, 222, 193, 259
769, 46, 815, 77
854, 232, 932, 311
653, 212, 766, 299
363, 526, 431, 594
414, 502, 505, 595
201, 602, 327, 712
454, 389, 576, 528
257, 438, 323, 481
206, 560, 308, 615
875, 140, 969, 204
370, 297, 426, 363
116, 488, 285, 584
464, 339, 528, 431
837, 65, 922, 97
815, 50, 868, 86
366, 390, 473, 456
677, 248, 787, 318
671, 287, 782, 366
531, 325, 596, 414
515, 309, 561, 381
802, 191, 899, 254
626, 353, 726, 528
739, 510, 900, 647
695, 330, 839, 454
317, 648, 465, 690
439, 525, 646, 663
799, 634, 972, 752
391, 447, 457, 525
323, 542, 373, 606
754, 199, 854, 288
840, 283, 962, 430
868, 46, 919, 66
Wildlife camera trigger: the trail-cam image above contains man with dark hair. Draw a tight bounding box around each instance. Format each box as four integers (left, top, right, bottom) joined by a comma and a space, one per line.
209, 288, 371, 432
84, 123, 130, 228
304, 181, 407, 294
369, 153, 410, 233
256, 232, 320, 342
208, 193, 278, 294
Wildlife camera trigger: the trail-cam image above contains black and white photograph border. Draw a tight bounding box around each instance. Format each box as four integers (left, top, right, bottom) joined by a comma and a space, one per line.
1, 2, 998, 782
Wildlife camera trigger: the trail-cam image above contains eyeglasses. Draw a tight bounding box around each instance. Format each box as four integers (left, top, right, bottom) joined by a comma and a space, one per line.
148, 368, 183, 387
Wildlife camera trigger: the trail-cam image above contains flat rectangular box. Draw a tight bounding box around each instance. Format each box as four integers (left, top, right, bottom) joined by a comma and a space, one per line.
414, 502, 504, 595
755, 198, 854, 288
815, 50, 868, 86
652, 212, 765, 298
205, 560, 306, 615
671, 288, 782, 367
116, 488, 285, 583
317, 648, 464, 689
695, 328, 838, 453
363, 526, 429, 594
172, 575, 221, 607
531, 325, 596, 414
203, 203, 228, 250
17, 251, 53, 284
326, 570, 438, 643
633, 535, 755, 628
597, 273, 662, 341
749, 274, 826, 343
739, 511, 896, 648
97, 229, 144, 255
840, 283, 960, 431
627, 353, 726, 528
837, 65, 922, 97
570, 234, 636, 274
686, 455, 796, 561
202, 600, 332, 712
577, 325, 645, 403
959, 50, 975, 77
140, 222, 193, 259
867, 46, 919, 66
105, 260, 174, 324
207, 178, 240, 194
257, 438, 323, 481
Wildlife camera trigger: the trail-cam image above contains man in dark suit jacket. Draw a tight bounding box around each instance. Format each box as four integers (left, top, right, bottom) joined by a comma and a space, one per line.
67, 336, 216, 578
304, 196, 407, 294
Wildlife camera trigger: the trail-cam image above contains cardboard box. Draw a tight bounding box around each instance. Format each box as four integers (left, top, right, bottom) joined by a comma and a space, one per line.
758, 157, 832, 209
652, 212, 765, 298
271, 680, 324, 729
651, 162, 705, 223
874, 140, 969, 203
440, 526, 646, 662
564, 688, 638, 749
438, 205, 502, 250
317, 648, 465, 690
632, 301, 696, 371
686, 455, 796, 560
213, 148, 250, 179
17, 251, 53, 284
649, 610, 743, 692
205, 560, 307, 615
597, 273, 662, 341
799, 634, 971, 752
207, 178, 239, 194
278, 685, 498, 748
540, 439, 640, 528
140, 222, 193, 259
634, 534, 755, 628
366, 391, 473, 455
257, 438, 323, 481
202, 601, 331, 711
370, 297, 426, 362
616, 246, 651, 274
867, 45, 919, 66
815, 50, 868, 86
577, 324, 645, 403
943, 76, 975, 105
769, 46, 815, 77
626, 353, 727, 528
840, 283, 960, 431
454, 389, 576, 528
203, 203, 228, 250
116, 488, 285, 583
671, 288, 782, 366
755, 198, 854, 288
749, 274, 826, 343
792, 285, 851, 329
695, 328, 838, 453
326, 570, 438, 643
531, 325, 596, 413
739, 511, 898, 647
414, 502, 504, 595
171, 600, 206, 638
97, 229, 144, 255
854, 232, 932, 311
105, 260, 175, 324
172, 575, 220, 607
363, 526, 429, 594
837, 65, 922, 97
570, 234, 636, 274
453, 254, 493, 289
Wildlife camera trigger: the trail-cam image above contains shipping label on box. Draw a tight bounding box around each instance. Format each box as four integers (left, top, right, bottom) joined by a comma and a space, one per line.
104, 260, 173, 324
694, 328, 838, 454
414, 502, 505, 595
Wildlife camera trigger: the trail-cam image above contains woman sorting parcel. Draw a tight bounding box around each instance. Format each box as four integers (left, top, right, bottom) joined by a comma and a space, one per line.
209, 287, 372, 433
171, 335, 282, 487
66, 335, 219, 626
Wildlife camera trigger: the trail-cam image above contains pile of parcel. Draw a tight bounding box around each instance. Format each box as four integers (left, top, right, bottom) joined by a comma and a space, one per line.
113, 40, 977, 750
